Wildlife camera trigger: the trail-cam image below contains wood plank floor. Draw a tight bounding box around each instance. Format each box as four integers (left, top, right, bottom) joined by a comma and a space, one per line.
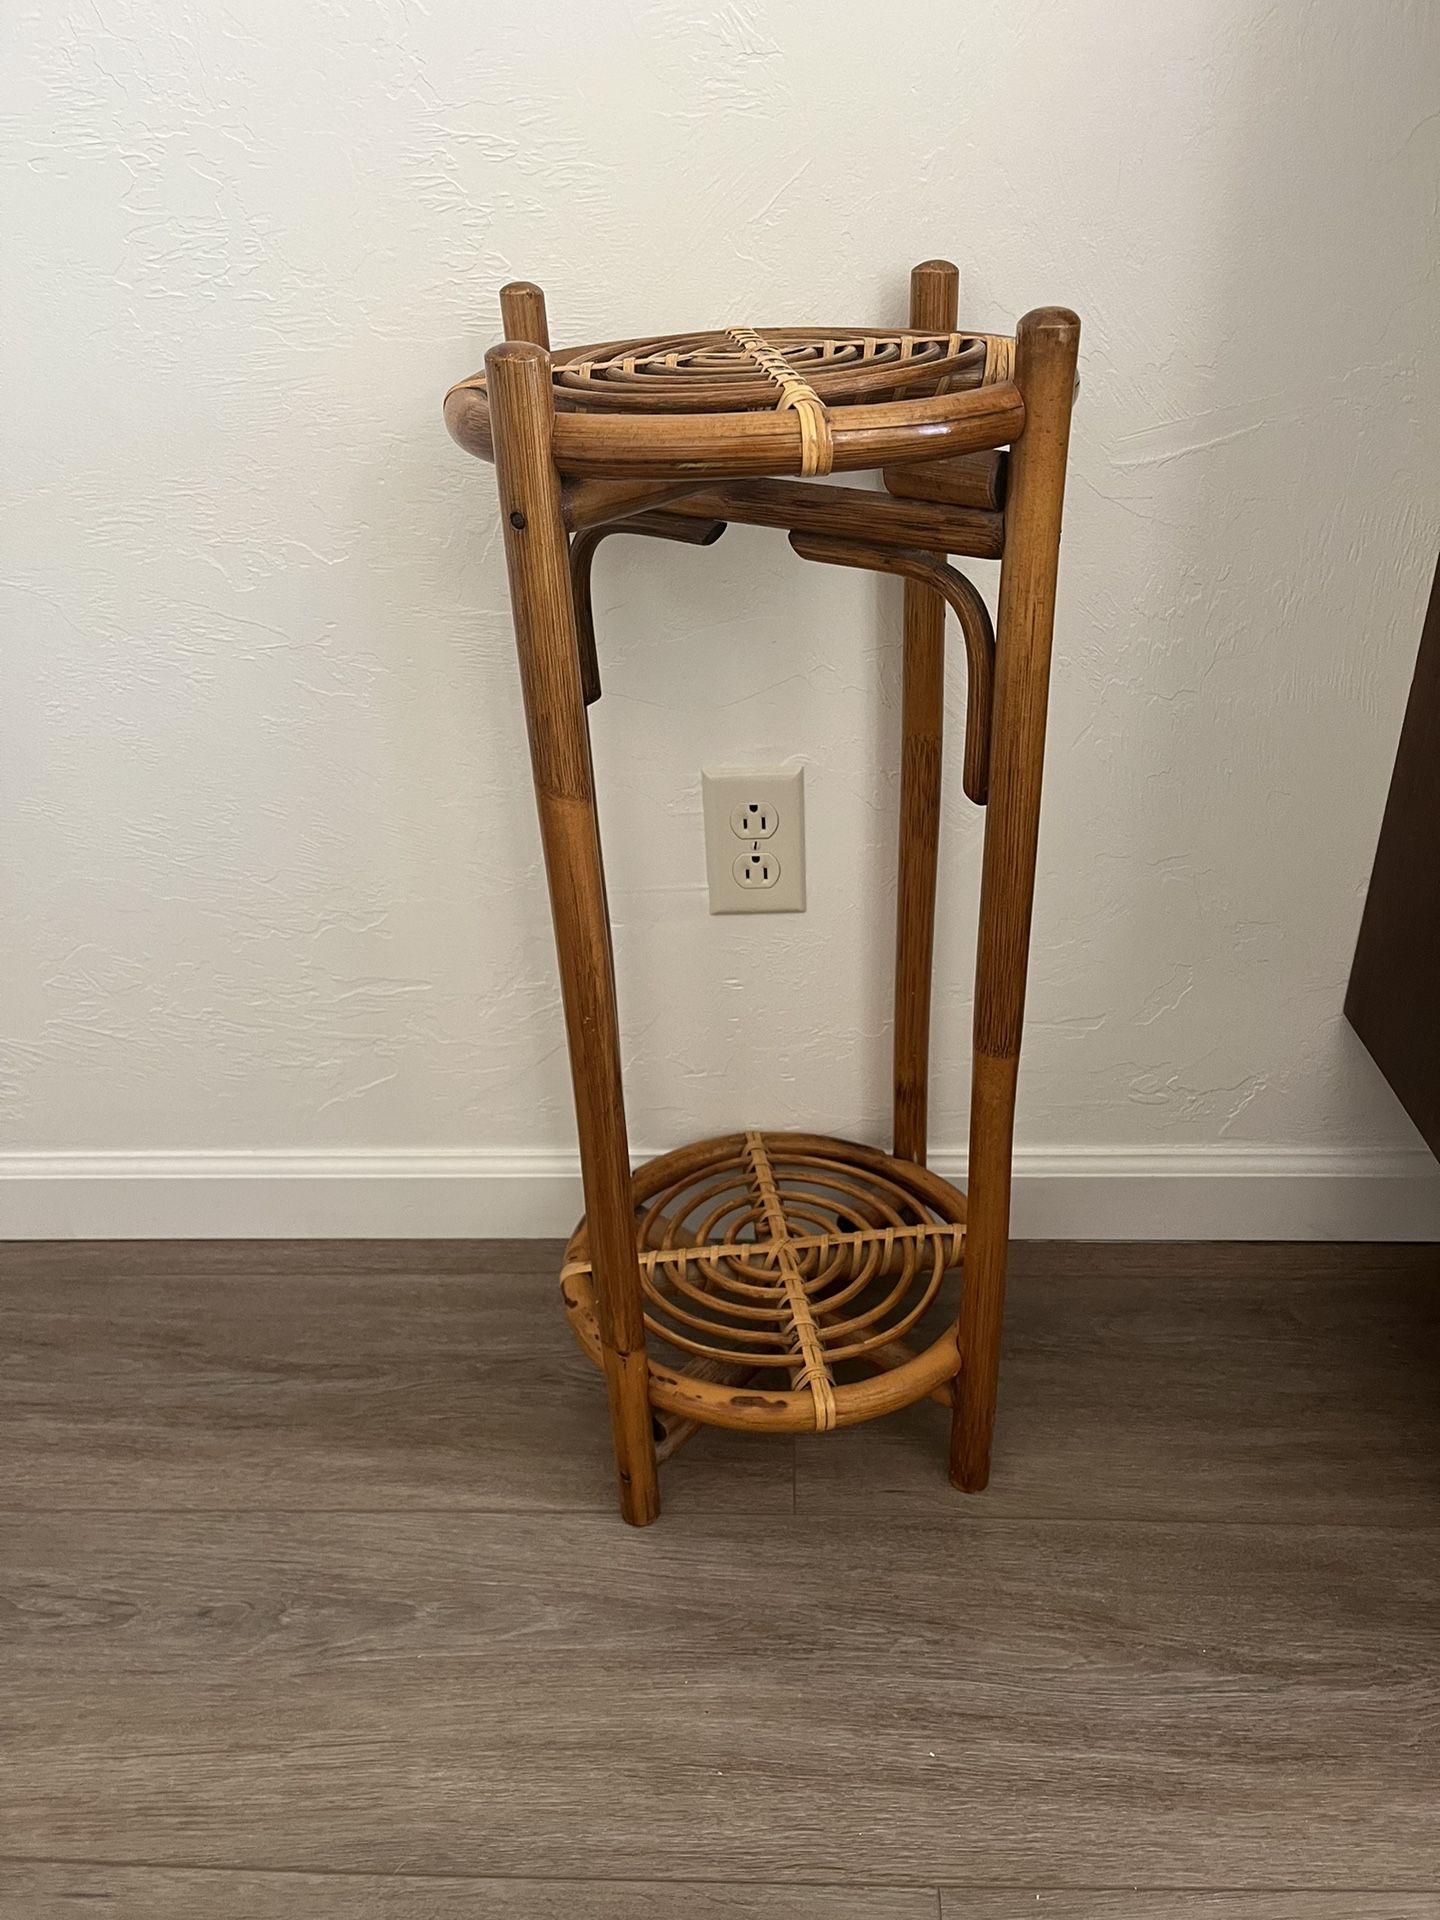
3, 1240, 1439, 1914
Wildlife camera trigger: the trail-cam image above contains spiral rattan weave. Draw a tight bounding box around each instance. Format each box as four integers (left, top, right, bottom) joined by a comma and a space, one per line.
561, 1130, 966, 1434
552, 327, 997, 411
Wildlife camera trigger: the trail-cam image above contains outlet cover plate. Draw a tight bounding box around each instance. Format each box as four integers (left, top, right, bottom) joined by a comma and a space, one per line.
702, 766, 805, 914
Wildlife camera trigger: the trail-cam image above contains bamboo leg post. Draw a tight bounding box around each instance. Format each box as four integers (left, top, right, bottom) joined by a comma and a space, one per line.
951, 307, 1080, 1492
499, 279, 550, 348
485, 338, 660, 1526
893, 258, 960, 1164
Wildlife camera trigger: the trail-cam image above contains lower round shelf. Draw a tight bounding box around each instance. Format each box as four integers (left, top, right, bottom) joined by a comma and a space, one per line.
561, 1129, 965, 1435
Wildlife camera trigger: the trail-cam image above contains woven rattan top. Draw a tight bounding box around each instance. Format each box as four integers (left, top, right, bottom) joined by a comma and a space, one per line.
445, 324, 1022, 481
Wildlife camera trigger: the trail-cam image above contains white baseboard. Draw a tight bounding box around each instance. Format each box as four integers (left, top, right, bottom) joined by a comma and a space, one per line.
1, 1144, 1438, 1241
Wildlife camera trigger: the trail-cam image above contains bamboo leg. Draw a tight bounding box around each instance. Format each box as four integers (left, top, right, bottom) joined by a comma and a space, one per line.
486, 338, 660, 1526
893, 259, 960, 1164
951, 307, 1080, 1492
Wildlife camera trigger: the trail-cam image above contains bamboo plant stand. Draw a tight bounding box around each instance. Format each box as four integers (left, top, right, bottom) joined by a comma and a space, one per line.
445, 262, 1079, 1525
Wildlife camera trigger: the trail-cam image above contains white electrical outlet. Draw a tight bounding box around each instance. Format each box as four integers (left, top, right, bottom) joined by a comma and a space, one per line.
702, 767, 805, 914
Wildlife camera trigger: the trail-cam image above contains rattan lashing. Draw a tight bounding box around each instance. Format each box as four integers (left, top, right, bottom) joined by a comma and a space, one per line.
724, 328, 834, 475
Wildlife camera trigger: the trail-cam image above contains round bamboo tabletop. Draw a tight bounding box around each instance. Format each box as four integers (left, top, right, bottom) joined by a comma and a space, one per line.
445, 324, 1020, 480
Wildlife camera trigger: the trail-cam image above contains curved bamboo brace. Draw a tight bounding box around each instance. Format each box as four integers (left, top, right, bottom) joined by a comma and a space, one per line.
569, 511, 726, 705
787, 532, 996, 805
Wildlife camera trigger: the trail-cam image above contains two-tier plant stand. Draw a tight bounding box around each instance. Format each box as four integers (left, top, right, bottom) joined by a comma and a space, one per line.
445, 262, 1079, 1525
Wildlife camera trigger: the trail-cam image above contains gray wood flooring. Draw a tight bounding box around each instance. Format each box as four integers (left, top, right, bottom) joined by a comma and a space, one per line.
3, 1240, 1438, 1913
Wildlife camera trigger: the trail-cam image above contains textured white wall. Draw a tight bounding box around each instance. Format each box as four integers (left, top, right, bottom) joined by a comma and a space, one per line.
3, 1, 1438, 1183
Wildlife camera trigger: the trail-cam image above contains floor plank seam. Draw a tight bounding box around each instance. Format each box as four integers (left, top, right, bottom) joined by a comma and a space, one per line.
7, 1506, 1440, 1532
0, 1856, 948, 1891
2, 1858, 1438, 1894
